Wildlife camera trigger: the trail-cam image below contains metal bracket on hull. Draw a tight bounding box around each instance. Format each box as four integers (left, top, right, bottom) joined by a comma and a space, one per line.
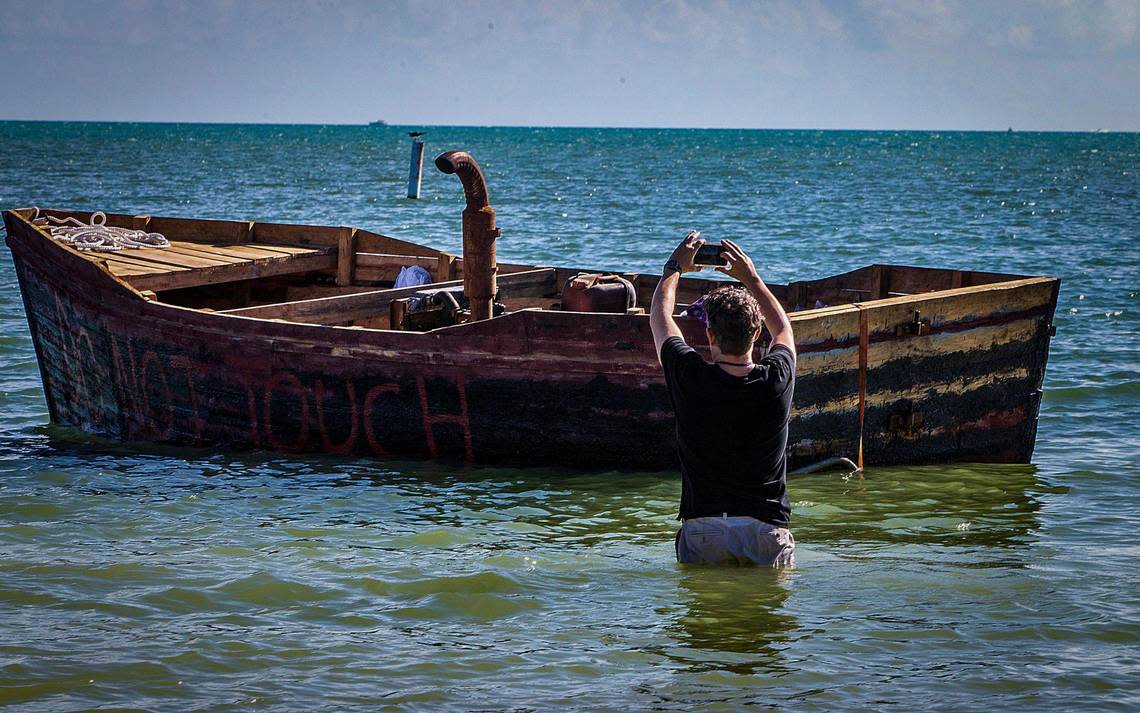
896, 310, 931, 337
889, 410, 925, 438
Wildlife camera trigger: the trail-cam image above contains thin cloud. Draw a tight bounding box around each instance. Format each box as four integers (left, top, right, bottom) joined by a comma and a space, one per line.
0, 0, 1136, 129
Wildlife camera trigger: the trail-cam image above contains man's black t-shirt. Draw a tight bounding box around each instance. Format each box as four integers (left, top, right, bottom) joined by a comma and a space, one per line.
660, 336, 795, 527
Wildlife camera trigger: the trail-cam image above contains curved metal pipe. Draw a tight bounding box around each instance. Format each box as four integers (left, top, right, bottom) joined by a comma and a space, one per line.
435, 150, 499, 321
789, 456, 861, 476
430, 289, 462, 324
434, 150, 490, 210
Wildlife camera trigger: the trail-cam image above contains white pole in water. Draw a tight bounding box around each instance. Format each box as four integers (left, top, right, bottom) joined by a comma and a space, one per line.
407, 133, 426, 199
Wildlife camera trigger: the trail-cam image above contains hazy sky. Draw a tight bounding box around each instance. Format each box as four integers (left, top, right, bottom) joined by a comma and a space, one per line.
2, 0, 1137, 130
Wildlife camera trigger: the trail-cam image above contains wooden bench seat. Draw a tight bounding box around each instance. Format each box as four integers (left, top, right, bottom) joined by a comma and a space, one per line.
219, 268, 558, 327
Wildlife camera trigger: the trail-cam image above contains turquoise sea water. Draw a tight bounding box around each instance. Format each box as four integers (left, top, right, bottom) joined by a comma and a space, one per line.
0, 122, 1137, 710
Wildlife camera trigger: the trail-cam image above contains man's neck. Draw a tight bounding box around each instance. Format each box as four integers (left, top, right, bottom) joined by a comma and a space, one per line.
710, 348, 754, 371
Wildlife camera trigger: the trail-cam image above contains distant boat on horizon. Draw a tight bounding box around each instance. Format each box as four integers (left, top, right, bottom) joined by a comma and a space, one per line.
369, 119, 388, 127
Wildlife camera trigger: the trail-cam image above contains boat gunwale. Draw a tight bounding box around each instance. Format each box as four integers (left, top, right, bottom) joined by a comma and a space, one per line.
5, 207, 1061, 339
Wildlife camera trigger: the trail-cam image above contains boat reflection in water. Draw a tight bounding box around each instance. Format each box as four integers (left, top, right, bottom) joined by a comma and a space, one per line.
657, 463, 1055, 680
668, 567, 797, 676
793, 463, 1054, 553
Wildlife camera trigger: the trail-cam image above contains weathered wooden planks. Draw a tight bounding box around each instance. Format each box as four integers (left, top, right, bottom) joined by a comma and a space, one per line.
124, 249, 337, 292
65, 239, 338, 292
88, 253, 178, 277
30, 210, 342, 292
220, 268, 559, 325
354, 252, 440, 283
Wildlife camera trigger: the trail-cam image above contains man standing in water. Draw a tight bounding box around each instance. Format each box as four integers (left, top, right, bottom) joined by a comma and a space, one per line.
650, 231, 797, 566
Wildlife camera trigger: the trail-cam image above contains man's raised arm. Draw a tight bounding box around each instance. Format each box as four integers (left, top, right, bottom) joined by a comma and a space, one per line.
717, 239, 795, 356
650, 231, 704, 364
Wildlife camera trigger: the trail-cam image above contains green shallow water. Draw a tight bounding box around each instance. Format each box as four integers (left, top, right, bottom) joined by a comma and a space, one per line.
1, 123, 1138, 710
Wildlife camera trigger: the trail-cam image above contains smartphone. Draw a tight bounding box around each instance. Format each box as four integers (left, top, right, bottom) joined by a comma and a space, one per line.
694, 243, 728, 266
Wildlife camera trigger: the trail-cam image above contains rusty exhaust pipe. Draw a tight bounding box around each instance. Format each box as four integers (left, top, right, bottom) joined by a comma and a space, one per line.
435, 150, 499, 321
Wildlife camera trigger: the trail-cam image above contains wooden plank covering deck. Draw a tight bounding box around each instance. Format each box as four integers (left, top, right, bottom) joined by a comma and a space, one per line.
67, 240, 337, 292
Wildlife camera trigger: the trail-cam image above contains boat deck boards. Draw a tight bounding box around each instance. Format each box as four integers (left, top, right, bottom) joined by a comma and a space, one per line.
71, 240, 337, 292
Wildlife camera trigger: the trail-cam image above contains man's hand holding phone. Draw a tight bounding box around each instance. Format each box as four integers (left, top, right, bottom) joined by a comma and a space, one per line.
715, 239, 761, 284
667, 230, 706, 273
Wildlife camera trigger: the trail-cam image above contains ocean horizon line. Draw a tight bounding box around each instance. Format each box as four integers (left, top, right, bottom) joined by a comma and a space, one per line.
0, 118, 1134, 134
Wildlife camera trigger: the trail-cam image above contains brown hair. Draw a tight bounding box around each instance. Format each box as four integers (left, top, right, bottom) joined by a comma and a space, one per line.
705, 286, 762, 356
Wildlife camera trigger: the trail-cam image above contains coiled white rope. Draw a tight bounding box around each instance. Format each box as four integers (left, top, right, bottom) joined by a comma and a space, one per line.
33, 208, 169, 252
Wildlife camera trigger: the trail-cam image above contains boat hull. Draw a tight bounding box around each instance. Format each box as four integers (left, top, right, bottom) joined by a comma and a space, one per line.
6, 213, 1059, 471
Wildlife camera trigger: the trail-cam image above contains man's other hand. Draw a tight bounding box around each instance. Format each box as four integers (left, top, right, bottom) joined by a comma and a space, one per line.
669, 230, 705, 273
716, 239, 761, 284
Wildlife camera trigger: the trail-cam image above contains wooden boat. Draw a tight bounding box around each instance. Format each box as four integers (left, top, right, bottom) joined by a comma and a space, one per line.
3, 151, 1060, 471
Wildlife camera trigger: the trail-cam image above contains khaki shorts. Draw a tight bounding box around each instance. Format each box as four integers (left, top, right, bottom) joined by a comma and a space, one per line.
676, 515, 795, 566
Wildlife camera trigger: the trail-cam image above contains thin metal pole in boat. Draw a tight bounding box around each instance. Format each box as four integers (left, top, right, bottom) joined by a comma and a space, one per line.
407, 132, 426, 199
